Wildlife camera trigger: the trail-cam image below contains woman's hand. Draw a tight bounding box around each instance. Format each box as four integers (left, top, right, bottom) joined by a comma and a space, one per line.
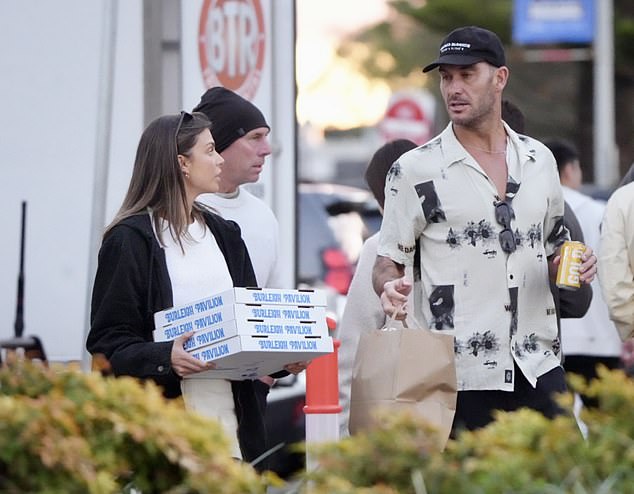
170, 331, 216, 377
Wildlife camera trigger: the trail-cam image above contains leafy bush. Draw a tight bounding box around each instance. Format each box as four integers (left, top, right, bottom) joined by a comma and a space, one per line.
0, 361, 278, 494
304, 367, 634, 494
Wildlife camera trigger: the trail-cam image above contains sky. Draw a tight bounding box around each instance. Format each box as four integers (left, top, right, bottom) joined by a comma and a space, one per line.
295, 0, 392, 129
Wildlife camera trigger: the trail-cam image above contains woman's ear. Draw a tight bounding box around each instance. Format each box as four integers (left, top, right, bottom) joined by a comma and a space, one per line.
178, 154, 190, 177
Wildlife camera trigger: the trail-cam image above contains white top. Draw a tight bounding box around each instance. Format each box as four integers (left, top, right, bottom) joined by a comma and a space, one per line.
561, 186, 622, 356
198, 188, 283, 288
378, 123, 568, 391
156, 217, 233, 305
599, 181, 634, 340
152, 216, 240, 458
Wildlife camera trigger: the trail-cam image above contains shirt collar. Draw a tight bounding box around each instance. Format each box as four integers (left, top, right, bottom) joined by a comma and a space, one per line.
503, 121, 537, 165
440, 121, 537, 173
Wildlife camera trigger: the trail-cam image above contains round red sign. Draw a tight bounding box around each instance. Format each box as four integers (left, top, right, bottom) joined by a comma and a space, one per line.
379, 91, 435, 145
198, 0, 266, 99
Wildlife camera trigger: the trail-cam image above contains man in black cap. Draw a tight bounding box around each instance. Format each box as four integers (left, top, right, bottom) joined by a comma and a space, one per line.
194, 86, 282, 290
372, 26, 598, 432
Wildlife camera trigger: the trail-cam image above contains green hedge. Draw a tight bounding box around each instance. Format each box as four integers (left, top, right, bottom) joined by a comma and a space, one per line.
2, 362, 632, 493
304, 366, 634, 494
0, 361, 279, 494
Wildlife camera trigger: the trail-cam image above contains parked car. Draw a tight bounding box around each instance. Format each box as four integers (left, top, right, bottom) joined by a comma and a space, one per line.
297, 181, 381, 298
264, 182, 380, 478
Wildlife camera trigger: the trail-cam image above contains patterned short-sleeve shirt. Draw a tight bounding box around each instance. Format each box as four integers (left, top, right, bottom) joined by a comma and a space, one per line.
378, 123, 569, 391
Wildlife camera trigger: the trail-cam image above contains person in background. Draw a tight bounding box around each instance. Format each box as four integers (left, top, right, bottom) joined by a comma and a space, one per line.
373, 26, 597, 433
193, 87, 307, 457
193, 87, 283, 289
617, 161, 634, 188
336, 138, 417, 436
86, 111, 305, 468
502, 101, 592, 328
598, 179, 634, 372
501, 99, 525, 135
544, 138, 622, 395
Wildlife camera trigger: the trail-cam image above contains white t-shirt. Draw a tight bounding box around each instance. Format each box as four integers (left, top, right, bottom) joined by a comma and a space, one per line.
156, 217, 233, 305
198, 187, 283, 288
153, 216, 241, 459
378, 123, 568, 391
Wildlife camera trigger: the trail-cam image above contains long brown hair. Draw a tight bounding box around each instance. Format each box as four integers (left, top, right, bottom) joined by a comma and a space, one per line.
106, 111, 212, 248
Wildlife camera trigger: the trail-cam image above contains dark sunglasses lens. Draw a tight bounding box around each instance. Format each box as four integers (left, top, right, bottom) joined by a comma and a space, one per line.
494, 201, 516, 253
495, 202, 512, 227
499, 229, 516, 253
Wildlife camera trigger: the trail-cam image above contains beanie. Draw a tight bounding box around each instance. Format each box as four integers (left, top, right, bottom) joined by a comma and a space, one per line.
193, 87, 270, 153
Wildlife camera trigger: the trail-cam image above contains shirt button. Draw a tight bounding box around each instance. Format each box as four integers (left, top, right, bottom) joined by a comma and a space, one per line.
509, 274, 514, 280
157, 365, 165, 372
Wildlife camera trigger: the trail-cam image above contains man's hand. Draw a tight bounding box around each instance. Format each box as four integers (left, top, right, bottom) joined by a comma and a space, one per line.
380, 277, 412, 320
373, 255, 408, 318
170, 331, 216, 377
284, 361, 310, 374
579, 245, 597, 284
549, 244, 598, 285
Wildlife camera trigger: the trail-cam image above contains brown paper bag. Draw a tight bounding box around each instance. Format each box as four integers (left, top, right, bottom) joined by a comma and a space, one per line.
348, 321, 457, 448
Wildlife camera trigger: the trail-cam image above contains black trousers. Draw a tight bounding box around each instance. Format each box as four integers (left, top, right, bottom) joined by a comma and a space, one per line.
452, 363, 567, 434
564, 355, 622, 408
563, 355, 622, 381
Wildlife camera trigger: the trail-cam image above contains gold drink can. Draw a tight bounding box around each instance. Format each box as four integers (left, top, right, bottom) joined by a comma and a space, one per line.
555, 241, 585, 290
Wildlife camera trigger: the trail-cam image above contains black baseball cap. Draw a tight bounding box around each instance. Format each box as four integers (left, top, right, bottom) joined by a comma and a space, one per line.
422, 26, 505, 73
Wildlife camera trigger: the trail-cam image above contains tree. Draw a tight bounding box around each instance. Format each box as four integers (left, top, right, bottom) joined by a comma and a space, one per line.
338, 0, 634, 181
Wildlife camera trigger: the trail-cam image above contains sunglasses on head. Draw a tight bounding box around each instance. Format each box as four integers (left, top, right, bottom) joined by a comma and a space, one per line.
495, 200, 517, 254
175, 111, 194, 153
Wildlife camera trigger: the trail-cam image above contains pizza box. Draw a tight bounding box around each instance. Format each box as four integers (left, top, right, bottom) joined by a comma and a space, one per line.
184, 334, 334, 381
153, 317, 329, 352
153, 303, 327, 341
154, 287, 327, 329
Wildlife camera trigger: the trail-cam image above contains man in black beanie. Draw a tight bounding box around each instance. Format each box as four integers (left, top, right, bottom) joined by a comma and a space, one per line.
192, 87, 294, 471
194, 87, 282, 290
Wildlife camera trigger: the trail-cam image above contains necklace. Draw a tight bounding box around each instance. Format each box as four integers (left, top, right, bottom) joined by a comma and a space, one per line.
464, 143, 507, 155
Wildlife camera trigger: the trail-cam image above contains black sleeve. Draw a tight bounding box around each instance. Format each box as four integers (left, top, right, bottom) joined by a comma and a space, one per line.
86, 226, 180, 396
558, 203, 593, 319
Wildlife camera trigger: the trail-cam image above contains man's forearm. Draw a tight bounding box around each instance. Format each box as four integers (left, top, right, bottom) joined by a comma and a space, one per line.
372, 255, 404, 296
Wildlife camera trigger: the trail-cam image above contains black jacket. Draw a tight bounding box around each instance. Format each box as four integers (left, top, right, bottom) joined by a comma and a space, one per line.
87, 210, 274, 465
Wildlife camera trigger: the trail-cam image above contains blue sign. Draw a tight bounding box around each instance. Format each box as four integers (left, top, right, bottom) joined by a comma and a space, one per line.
513, 0, 595, 45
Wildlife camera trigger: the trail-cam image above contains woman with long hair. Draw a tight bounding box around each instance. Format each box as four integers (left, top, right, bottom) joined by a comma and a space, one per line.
87, 111, 295, 467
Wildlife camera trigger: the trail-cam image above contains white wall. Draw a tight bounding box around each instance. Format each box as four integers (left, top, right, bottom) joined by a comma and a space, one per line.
0, 0, 143, 361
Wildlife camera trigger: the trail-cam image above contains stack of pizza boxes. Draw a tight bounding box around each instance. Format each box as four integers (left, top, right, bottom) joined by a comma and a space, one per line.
153, 287, 333, 380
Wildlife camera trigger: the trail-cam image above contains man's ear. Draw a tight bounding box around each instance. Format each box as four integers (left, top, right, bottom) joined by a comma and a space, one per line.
495, 66, 509, 91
